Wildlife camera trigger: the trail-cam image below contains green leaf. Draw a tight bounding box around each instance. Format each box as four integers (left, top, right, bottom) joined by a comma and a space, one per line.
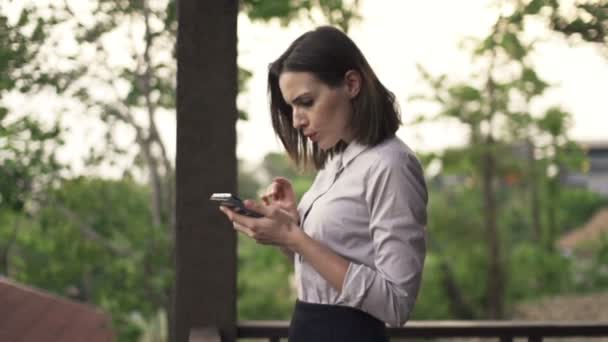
0, 107, 7, 121
31, 18, 46, 42
519, 67, 549, 96
238, 109, 249, 121
525, 0, 545, 15
474, 35, 496, 55
501, 32, 527, 60
449, 85, 482, 102
537, 107, 570, 137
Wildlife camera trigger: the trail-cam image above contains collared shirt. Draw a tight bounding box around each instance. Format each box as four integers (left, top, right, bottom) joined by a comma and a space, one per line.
295, 135, 428, 327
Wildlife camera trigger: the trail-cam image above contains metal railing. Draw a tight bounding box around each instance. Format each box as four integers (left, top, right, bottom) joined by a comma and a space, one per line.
234, 320, 608, 342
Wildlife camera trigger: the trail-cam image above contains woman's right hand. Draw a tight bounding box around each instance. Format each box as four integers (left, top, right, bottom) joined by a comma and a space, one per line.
261, 177, 299, 260
261, 177, 299, 224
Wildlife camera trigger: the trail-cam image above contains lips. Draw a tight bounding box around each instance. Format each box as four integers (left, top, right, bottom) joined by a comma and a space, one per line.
305, 132, 318, 142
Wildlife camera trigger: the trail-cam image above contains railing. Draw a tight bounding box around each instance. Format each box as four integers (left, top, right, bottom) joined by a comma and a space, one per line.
191, 321, 608, 341
237, 321, 608, 342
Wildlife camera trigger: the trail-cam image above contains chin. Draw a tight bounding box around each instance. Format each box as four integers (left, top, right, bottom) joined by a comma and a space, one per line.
317, 138, 339, 151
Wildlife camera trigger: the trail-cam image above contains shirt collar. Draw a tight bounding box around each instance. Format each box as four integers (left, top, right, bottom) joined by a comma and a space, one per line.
339, 139, 368, 169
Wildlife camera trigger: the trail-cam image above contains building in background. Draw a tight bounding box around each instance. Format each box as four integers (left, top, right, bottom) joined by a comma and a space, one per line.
564, 141, 608, 196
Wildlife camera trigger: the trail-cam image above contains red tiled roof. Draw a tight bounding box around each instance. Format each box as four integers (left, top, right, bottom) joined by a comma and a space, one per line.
557, 207, 608, 251
513, 291, 608, 321
0, 277, 115, 342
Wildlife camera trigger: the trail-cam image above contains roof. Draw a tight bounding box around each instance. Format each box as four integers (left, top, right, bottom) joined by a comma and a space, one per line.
508, 292, 608, 342
513, 292, 608, 321
557, 207, 608, 251
577, 140, 608, 150
0, 277, 115, 342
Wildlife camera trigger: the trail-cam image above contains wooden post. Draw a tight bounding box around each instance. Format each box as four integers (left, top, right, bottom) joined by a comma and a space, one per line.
175, 1, 238, 341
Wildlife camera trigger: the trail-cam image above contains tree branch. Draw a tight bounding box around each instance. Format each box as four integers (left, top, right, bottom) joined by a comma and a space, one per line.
54, 204, 133, 257
106, 81, 165, 227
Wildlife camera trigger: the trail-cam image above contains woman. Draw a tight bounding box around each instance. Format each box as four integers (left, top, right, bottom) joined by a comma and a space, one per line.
219, 26, 427, 342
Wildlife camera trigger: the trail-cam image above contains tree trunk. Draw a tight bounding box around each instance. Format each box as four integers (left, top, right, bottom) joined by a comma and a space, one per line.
483, 72, 504, 319
438, 259, 476, 319
174, 1, 238, 342
0, 216, 20, 276
526, 139, 542, 243
481, 140, 504, 318
546, 137, 560, 251
429, 236, 476, 319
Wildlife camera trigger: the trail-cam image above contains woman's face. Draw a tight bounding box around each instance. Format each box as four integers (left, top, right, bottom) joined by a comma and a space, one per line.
278, 71, 360, 150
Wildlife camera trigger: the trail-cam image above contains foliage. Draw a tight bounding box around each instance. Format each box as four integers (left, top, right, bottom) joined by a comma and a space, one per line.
506, 242, 574, 303
0, 116, 63, 211
236, 158, 298, 320
413, 178, 607, 320
411, 254, 452, 319
261, 152, 316, 201
237, 235, 295, 320
236, 152, 317, 320
241, 0, 361, 32
0, 2, 67, 277
548, 0, 607, 54
4, 177, 172, 340
576, 236, 608, 292
410, 0, 595, 318
238, 160, 263, 200
557, 188, 608, 232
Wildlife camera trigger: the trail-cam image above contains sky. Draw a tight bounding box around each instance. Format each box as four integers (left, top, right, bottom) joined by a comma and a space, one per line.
234, 0, 608, 165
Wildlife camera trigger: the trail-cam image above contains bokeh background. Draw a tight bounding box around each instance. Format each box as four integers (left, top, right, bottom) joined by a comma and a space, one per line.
1, 1, 607, 341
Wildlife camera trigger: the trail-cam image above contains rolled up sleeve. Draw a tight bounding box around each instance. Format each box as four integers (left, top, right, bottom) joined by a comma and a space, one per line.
336, 152, 427, 327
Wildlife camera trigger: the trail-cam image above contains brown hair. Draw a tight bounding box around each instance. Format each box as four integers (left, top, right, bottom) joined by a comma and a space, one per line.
268, 26, 401, 170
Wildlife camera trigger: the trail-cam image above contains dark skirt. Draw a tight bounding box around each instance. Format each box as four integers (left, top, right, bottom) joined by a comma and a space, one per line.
288, 299, 389, 342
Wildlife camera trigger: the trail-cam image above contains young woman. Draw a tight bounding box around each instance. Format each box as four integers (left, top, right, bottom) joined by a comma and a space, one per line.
219, 25, 427, 342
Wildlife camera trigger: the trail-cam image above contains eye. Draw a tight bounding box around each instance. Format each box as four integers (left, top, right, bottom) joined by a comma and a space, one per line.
299, 99, 313, 107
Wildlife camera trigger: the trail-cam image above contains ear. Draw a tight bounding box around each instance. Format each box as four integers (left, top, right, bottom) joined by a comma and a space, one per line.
343, 70, 361, 99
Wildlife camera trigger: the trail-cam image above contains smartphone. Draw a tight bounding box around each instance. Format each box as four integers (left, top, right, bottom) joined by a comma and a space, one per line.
209, 193, 264, 218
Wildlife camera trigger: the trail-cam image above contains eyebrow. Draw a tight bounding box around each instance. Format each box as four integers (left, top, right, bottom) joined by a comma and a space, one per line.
288, 92, 311, 105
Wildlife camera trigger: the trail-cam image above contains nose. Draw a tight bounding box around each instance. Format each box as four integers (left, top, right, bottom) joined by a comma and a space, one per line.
292, 107, 307, 129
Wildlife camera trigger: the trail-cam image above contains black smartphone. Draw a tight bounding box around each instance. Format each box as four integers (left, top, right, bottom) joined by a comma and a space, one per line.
209, 193, 264, 218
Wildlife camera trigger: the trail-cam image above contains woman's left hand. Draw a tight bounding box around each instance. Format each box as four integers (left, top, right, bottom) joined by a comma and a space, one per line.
219, 199, 300, 247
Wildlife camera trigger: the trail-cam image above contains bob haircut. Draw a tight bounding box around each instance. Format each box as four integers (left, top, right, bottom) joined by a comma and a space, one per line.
268, 26, 401, 171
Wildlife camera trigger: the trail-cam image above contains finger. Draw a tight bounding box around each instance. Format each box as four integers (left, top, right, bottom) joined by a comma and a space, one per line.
233, 222, 254, 238
251, 234, 275, 245
238, 228, 255, 240
219, 206, 231, 218
243, 199, 273, 217
273, 177, 292, 191
261, 196, 270, 205
272, 177, 291, 185
278, 207, 299, 222
270, 181, 283, 198
263, 188, 278, 200
272, 183, 280, 196
273, 177, 295, 199
220, 205, 257, 227
261, 192, 276, 204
